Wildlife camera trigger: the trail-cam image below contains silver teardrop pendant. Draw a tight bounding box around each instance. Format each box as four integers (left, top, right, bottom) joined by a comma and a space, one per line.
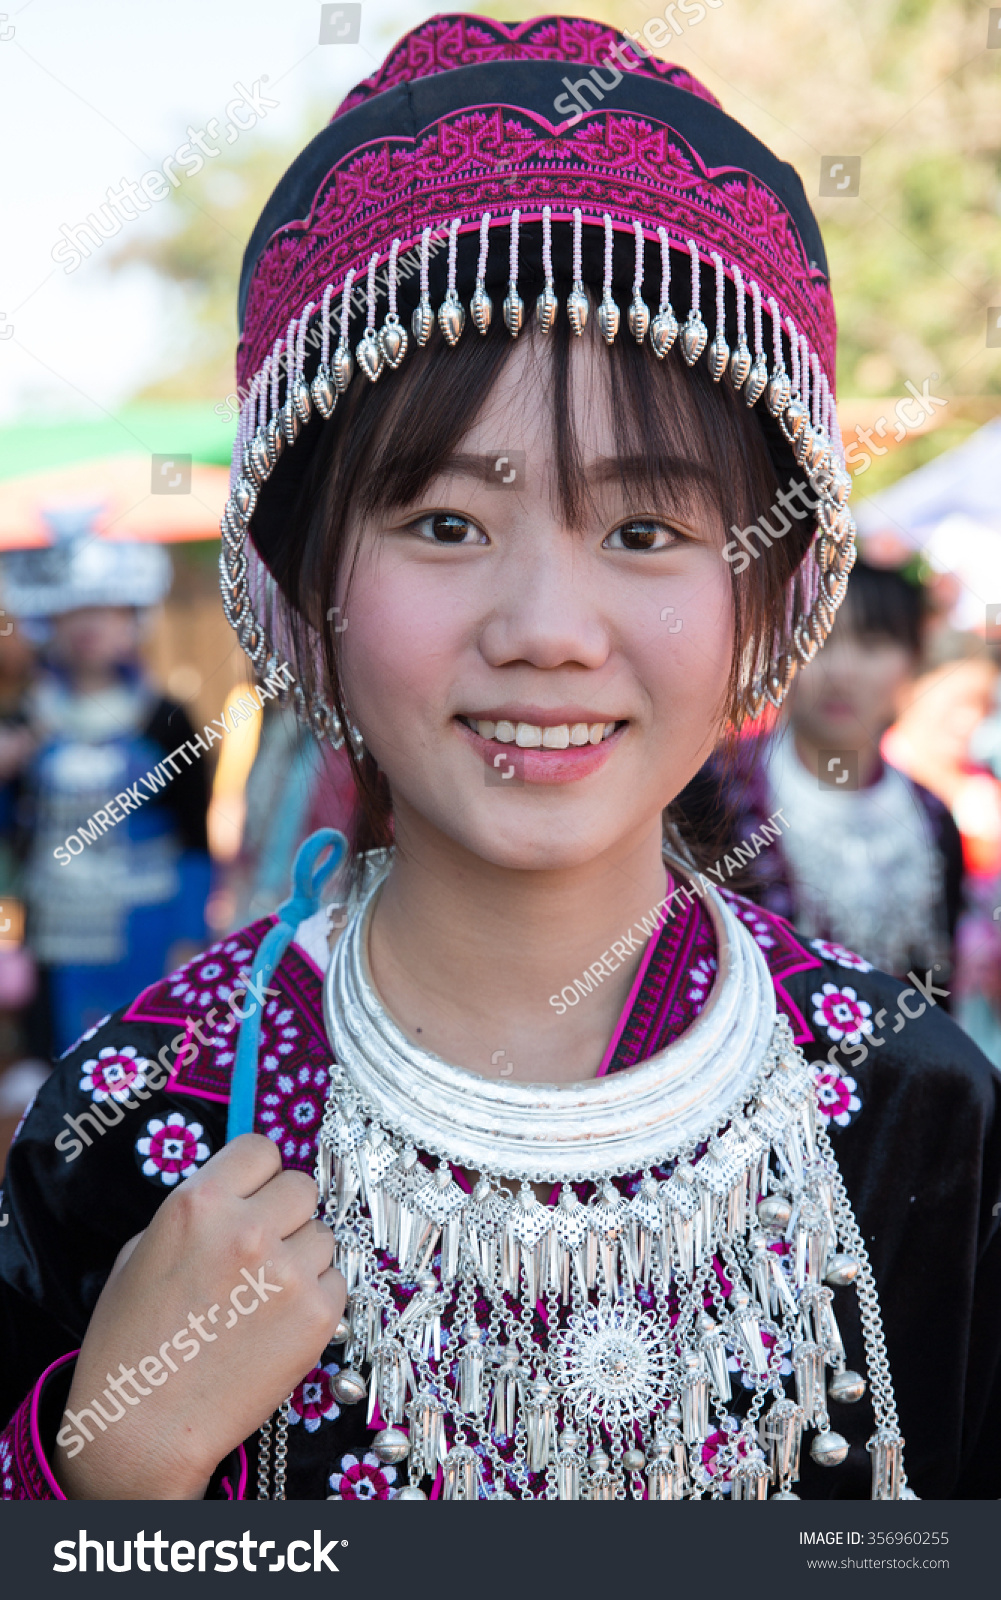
597, 294, 620, 344
793, 619, 819, 665
535, 286, 557, 333
471, 285, 493, 335
310, 364, 336, 419
627, 295, 650, 343
250, 431, 271, 481
503, 288, 524, 337
729, 339, 752, 388
679, 309, 707, 366
332, 344, 354, 394
649, 307, 678, 358
280, 399, 301, 445
567, 286, 588, 337
233, 477, 255, 518
795, 425, 822, 469
744, 354, 768, 408
411, 296, 433, 347
766, 366, 791, 416
438, 291, 465, 347
356, 331, 384, 383
379, 315, 407, 369
265, 414, 284, 464
292, 378, 312, 424
707, 331, 730, 382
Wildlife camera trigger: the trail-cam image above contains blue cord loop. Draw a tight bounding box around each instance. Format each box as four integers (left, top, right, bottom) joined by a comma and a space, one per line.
226, 827, 347, 1142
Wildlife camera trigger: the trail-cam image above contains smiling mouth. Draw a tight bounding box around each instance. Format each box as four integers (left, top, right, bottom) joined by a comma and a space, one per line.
456, 717, 623, 749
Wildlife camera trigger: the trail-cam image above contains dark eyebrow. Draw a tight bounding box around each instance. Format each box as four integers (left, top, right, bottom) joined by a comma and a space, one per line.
585, 453, 708, 489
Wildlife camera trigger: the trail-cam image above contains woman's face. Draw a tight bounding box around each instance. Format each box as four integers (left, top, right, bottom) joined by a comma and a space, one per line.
786, 609, 917, 751
49, 606, 141, 673
337, 335, 735, 873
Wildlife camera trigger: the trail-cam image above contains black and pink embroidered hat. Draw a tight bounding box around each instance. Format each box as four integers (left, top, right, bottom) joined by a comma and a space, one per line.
222, 12, 854, 732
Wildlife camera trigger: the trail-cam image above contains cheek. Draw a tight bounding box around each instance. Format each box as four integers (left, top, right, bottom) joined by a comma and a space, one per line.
645, 566, 733, 715
337, 565, 463, 738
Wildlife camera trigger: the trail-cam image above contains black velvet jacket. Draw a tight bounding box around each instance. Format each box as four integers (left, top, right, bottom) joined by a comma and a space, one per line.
1, 893, 999, 1500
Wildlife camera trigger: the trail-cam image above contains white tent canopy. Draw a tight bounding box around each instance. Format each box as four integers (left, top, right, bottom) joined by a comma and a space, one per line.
856, 418, 1001, 538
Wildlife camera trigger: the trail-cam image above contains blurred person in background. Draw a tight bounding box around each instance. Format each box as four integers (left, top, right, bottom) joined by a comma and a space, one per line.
0, 511, 212, 1059
886, 638, 1001, 1063
683, 558, 963, 986
0, 616, 43, 1173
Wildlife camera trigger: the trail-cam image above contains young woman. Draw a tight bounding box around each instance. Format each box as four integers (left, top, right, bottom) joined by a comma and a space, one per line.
1, 13, 998, 1503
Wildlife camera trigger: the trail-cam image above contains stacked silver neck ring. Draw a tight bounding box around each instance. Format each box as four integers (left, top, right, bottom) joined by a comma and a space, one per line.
258, 865, 908, 1501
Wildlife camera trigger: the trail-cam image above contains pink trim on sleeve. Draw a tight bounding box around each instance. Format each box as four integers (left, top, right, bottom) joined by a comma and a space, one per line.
0, 1349, 79, 1500
221, 1441, 249, 1500
29, 1350, 78, 1499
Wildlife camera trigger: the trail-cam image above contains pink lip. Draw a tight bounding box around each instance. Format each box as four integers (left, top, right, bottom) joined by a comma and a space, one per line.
455, 718, 625, 785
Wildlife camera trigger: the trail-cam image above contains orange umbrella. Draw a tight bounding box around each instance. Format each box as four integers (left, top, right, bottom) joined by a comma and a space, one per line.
0, 453, 230, 549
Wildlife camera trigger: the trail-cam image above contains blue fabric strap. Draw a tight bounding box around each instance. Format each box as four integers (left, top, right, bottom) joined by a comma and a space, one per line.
226, 827, 347, 1143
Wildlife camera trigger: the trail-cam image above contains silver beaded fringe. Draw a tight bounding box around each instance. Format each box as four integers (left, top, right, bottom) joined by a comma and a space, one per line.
220, 212, 856, 742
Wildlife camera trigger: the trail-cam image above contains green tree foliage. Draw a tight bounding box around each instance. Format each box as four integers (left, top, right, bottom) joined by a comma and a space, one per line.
596, 0, 1001, 410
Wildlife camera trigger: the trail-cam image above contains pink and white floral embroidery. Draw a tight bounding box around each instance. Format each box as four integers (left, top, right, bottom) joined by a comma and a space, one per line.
811, 1064, 862, 1129
288, 1363, 341, 1433
259, 1059, 329, 1166
136, 1112, 211, 1187
327, 1450, 398, 1500
810, 939, 873, 974
0, 1434, 13, 1498
79, 1045, 151, 1103
811, 983, 873, 1045
720, 891, 776, 951
687, 954, 717, 1005
167, 941, 253, 1011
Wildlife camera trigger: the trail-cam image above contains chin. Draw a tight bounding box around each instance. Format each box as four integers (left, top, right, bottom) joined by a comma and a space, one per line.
464, 830, 610, 874
414, 793, 627, 874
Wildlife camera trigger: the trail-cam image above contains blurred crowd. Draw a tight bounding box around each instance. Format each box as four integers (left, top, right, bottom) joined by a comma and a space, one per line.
1, 528, 1001, 1176
680, 553, 1001, 1056
0, 522, 356, 1172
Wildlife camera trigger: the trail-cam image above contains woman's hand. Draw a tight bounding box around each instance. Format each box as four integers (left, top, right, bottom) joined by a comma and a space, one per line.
54, 1133, 344, 1500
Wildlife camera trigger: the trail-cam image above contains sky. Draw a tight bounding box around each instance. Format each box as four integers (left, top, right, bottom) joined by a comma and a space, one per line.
0, 0, 435, 423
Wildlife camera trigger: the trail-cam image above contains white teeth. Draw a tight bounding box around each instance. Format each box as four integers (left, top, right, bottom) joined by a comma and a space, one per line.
472, 718, 620, 748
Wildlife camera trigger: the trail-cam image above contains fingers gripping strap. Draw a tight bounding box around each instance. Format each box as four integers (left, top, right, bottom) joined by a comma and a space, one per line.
226, 828, 347, 1142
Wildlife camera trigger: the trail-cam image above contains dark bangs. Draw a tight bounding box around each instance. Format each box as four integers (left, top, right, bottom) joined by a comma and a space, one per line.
838, 558, 925, 657
271, 307, 812, 857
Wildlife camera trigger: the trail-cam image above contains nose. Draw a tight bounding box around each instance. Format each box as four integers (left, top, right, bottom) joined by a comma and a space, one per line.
477, 527, 611, 673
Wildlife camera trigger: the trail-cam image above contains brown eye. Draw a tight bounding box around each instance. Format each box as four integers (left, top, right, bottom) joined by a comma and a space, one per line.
411, 512, 487, 545
604, 519, 672, 552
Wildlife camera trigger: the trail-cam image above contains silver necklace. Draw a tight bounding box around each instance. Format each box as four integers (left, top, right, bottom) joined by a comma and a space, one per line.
324, 858, 777, 1182
259, 863, 909, 1501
